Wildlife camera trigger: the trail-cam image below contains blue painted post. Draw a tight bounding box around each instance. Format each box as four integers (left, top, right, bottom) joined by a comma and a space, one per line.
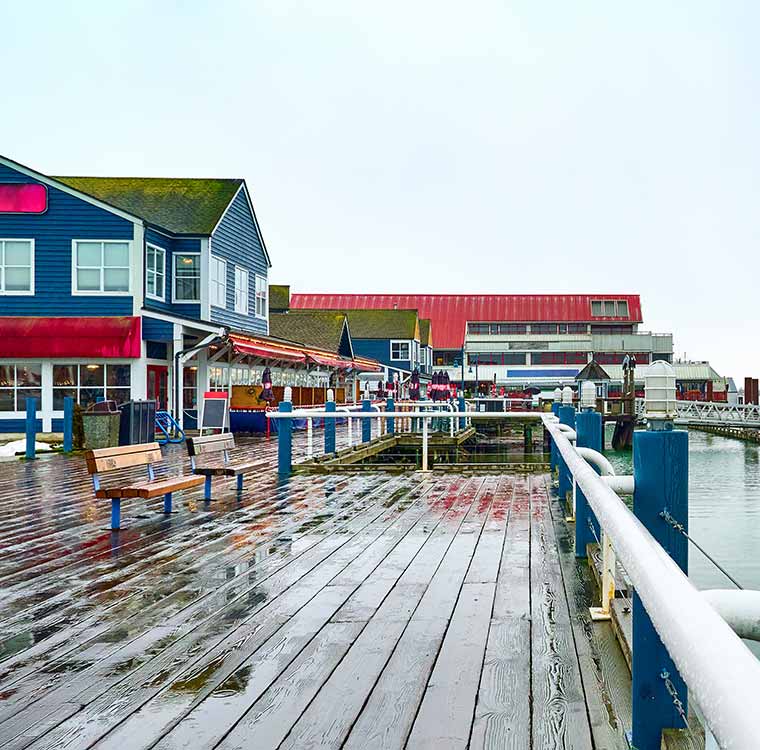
550, 401, 560, 473
163, 492, 173, 514
574, 408, 602, 557
236, 474, 244, 492
361, 399, 371, 443
325, 398, 336, 453
458, 395, 465, 431
278, 398, 293, 477
111, 498, 121, 529
25, 397, 37, 460
386, 396, 395, 435
63, 396, 74, 453
557, 405, 575, 501
204, 475, 212, 500
632, 426, 689, 749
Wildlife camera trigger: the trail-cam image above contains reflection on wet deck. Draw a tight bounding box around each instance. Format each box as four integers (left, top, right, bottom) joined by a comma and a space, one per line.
0, 433, 629, 749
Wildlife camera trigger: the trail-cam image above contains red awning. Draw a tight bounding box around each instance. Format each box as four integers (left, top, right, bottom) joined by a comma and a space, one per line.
0, 317, 141, 358
308, 353, 351, 369
229, 334, 307, 363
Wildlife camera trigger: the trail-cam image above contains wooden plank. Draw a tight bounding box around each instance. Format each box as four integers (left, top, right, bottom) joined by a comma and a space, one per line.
530, 475, 595, 750
86, 447, 162, 474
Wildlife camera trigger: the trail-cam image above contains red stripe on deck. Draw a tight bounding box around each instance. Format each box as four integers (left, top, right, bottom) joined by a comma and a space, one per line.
0, 316, 141, 357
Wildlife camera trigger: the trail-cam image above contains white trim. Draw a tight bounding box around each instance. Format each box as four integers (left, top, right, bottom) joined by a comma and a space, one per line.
71, 239, 132, 296
200, 238, 210, 318
254, 273, 268, 320
145, 242, 166, 302
132, 223, 144, 314
390, 339, 411, 362
141, 309, 225, 336
209, 253, 227, 309
0, 238, 35, 295
172, 251, 201, 304
0, 155, 144, 224
234, 266, 249, 315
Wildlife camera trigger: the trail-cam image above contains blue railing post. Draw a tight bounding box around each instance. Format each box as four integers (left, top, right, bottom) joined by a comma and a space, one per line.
325, 392, 336, 454
558, 404, 576, 501
458, 395, 466, 430
632, 424, 689, 748
25, 397, 37, 460
277, 395, 293, 477
550, 401, 561, 474
574, 407, 602, 557
63, 396, 74, 453
361, 399, 371, 443
386, 396, 395, 435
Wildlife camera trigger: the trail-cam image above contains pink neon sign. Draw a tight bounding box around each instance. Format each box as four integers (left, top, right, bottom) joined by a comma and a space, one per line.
0, 183, 47, 213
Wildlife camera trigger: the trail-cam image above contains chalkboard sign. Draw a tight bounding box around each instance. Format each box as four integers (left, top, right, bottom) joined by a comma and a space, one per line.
200, 392, 229, 434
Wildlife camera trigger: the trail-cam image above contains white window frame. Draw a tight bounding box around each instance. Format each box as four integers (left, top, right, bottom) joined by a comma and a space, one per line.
145, 243, 166, 302
0, 239, 34, 296
173, 252, 201, 304
235, 267, 249, 315
390, 340, 411, 361
254, 274, 267, 319
71, 240, 132, 296
209, 254, 227, 309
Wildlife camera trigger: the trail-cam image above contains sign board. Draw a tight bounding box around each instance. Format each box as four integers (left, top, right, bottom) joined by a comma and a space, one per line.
200, 391, 229, 434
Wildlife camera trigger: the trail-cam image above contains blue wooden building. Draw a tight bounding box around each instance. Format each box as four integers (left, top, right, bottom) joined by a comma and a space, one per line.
0, 154, 271, 432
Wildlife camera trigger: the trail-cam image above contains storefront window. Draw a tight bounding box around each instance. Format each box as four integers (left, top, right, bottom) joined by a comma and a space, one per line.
183, 367, 197, 409
53, 363, 131, 408
0, 363, 41, 412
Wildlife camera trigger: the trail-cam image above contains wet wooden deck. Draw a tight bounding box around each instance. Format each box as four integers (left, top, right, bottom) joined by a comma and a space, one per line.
0, 432, 630, 749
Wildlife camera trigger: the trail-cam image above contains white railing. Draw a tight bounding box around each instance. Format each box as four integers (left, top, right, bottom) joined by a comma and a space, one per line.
544, 414, 760, 749
635, 398, 760, 427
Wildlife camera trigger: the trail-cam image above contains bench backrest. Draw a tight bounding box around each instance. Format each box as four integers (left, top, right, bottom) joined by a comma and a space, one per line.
85, 442, 162, 475
187, 433, 236, 458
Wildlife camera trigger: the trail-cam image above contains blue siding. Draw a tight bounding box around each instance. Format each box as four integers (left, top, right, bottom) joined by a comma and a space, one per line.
352, 339, 413, 373
142, 316, 174, 342
0, 418, 43, 434
209, 188, 268, 334
143, 229, 201, 319
0, 163, 135, 316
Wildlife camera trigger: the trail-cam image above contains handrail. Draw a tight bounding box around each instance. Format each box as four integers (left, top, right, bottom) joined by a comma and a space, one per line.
543, 415, 760, 749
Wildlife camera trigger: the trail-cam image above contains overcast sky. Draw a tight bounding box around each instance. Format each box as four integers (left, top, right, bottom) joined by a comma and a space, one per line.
2, 2, 758, 382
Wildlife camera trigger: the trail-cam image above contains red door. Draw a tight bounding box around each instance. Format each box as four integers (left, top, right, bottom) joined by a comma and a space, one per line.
147, 365, 169, 410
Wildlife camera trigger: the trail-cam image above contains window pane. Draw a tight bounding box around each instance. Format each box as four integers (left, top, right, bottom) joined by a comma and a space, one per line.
591, 301, 602, 316
4, 241, 31, 265
176, 276, 200, 301
18, 390, 41, 411
81, 364, 104, 386
107, 364, 131, 387
77, 268, 101, 291
77, 242, 102, 266
176, 255, 199, 273
0, 389, 14, 411
104, 242, 129, 267
17, 364, 41, 387
5, 267, 31, 291
54, 365, 78, 386
0, 365, 15, 387
603, 300, 616, 315
106, 388, 131, 405
80, 388, 105, 408
146, 274, 156, 296
104, 268, 129, 291
53, 388, 76, 410
617, 301, 629, 317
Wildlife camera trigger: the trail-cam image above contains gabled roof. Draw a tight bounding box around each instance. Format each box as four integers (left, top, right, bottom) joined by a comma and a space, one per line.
269, 284, 291, 312
419, 318, 432, 348
268, 311, 353, 358
53, 176, 243, 235
575, 360, 611, 381
325, 309, 420, 340
290, 294, 644, 349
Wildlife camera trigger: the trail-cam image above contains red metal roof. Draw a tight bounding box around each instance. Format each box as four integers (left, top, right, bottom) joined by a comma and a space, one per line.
290, 294, 643, 350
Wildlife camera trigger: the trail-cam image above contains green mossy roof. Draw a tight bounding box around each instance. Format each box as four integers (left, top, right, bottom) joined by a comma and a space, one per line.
328, 309, 420, 340
53, 176, 243, 234
269, 311, 350, 355
269, 285, 291, 312
419, 318, 432, 347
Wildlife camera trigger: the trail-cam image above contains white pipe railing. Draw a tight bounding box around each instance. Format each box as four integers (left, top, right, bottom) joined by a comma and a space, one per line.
543, 414, 760, 749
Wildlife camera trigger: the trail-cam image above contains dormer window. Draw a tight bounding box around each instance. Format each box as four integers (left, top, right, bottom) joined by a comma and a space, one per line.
591, 299, 629, 317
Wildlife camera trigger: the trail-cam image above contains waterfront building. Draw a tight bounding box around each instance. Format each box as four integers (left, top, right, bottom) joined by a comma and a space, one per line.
291, 293, 674, 392
0, 156, 378, 432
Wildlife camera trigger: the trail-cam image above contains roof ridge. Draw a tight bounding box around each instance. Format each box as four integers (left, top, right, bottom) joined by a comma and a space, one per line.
53, 175, 243, 182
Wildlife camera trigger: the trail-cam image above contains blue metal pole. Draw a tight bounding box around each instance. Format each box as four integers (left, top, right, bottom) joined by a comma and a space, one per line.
557, 405, 575, 501
458, 395, 466, 431
25, 397, 37, 460
632, 426, 689, 749
386, 396, 395, 435
550, 401, 560, 473
574, 408, 602, 557
63, 396, 74, 453
325, 398, 336, 453
277, 400, 293, 477
361, 399, 371, 443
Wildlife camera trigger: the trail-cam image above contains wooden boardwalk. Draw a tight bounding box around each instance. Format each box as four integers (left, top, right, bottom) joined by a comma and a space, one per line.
0, 433, 630, 749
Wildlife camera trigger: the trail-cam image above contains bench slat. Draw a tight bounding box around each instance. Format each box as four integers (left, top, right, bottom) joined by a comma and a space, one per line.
193, 461, 264, 477
187, 433, 236, 457
86, 442, 162, 474
94, 475, 205, 499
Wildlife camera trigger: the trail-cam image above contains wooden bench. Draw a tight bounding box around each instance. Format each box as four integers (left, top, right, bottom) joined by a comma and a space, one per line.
187, 433, 262, 499
85, 442, 205, 530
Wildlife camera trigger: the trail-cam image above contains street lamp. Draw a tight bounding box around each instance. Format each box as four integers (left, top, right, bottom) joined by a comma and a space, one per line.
468, 355, 480, 395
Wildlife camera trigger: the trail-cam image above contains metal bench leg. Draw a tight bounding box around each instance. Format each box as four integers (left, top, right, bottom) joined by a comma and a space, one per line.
236, 474, 244, 492
164, 493, 172, 514
204, 476, 212, 501
111, 498, 121, 530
